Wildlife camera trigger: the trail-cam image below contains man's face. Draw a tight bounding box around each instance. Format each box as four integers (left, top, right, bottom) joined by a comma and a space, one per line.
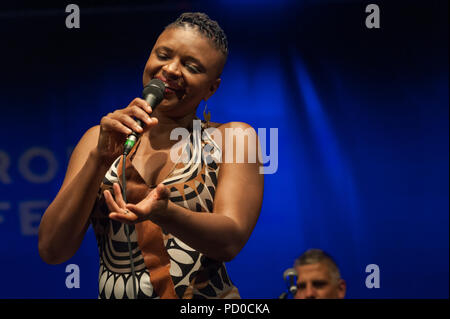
294, 263, 346, 299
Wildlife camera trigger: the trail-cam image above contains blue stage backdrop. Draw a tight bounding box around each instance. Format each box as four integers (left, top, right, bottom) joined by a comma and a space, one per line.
0, 1, 448, 298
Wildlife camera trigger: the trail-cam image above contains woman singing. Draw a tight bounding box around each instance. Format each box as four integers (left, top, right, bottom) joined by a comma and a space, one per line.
39, 12, 264, 299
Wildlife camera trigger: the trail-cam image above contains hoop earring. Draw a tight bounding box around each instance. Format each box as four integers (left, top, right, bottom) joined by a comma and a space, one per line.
203, 101, 211, 128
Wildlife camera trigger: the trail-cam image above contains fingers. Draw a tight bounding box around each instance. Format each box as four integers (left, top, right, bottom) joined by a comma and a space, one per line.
125, 203, 142, 215
104, 183, 126, 212
101, 111, 141, 136
127, 98, 158, 131
101, 98, 158, 136
105, 184, 139, 224
109, 210, 138, 225
121, 113, 145, 133
130, 97, 152, 115
112, 183, 126, 207
100, 115, 133, 135
124, 200, 150, 218
105, 184, 170, 225
103, 189, 122, 213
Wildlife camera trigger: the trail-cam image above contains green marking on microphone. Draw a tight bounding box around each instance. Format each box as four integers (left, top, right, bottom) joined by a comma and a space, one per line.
124, 139, 135, 149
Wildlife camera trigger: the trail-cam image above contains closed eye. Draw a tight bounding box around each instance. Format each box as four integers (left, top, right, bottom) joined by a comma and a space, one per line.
185, 63, 201, 74
157, 53, 170, 60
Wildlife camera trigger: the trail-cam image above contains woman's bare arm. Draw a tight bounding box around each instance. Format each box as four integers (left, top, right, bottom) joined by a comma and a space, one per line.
38, 126, 106, 264
39, 97, 157, 264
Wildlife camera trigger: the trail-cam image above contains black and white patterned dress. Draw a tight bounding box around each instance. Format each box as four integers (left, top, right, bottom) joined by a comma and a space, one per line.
90, 119, 240, 299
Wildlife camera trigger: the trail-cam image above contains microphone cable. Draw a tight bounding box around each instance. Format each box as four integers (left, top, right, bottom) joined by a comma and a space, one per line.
119, 79, 165, 299
121, 153, 137, 299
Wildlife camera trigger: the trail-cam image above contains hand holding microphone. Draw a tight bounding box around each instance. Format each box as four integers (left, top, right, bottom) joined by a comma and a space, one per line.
123, 79, 166, 155
96, 79, 165, 164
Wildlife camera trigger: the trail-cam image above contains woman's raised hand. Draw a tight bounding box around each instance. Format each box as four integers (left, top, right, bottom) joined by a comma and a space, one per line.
96, 98, 158, 165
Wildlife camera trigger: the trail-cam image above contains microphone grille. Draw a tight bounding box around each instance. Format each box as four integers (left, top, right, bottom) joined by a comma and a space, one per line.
283, 268, 297, 280
142, 78, 166, 104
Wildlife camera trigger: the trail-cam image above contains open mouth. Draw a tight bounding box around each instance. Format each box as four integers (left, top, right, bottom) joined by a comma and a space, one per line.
154, 76, 183, 95
164, 86, 178, 93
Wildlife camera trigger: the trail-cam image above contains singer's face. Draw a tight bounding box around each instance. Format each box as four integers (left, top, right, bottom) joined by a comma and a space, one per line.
294, 263, 346, 299
142, 26, 224, 117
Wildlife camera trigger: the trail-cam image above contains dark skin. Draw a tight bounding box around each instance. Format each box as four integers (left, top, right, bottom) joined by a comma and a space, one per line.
38, 26, 264, 264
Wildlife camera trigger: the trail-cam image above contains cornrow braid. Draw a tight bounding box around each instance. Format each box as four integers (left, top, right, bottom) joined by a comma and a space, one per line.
166, 12, 228, 57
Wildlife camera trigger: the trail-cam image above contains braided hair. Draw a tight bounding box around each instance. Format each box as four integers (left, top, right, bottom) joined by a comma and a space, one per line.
166, 12, 228, 58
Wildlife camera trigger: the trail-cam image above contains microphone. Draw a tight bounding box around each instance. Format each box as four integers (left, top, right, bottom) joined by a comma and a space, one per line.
283, 268, 298, 295
123, 78, 166, 155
